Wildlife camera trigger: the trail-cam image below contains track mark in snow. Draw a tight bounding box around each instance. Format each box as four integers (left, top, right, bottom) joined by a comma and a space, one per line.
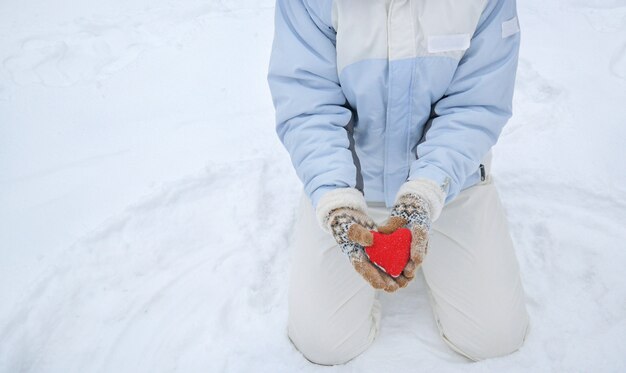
566, 0, 626, 33
3, 26, 159, 87
499, 170, 626, 238
1, 4, 250, 87
0, 156, 301, 372
610, 42, 626, 79
504, 58, 564, 138
529, 222, 552, 269
515, 59, 563, 104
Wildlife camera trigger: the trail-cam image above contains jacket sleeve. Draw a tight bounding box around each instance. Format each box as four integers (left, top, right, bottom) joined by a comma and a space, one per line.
408, 0, 521, 203
267, 0, 358, 208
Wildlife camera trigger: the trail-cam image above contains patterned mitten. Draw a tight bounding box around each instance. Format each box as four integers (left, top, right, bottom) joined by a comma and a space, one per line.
378, 179, 447, 279
316, 189, 410, 292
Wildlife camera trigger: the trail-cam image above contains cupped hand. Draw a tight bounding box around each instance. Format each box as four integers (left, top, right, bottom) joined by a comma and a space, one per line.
343, 222, 412, 292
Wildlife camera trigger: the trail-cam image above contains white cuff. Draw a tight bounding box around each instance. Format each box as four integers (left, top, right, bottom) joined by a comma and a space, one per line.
396, 179, 447, 222
315, 188, 368, 232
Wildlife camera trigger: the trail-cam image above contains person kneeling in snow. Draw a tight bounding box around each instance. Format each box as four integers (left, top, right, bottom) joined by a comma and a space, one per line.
267, 0, 530, 364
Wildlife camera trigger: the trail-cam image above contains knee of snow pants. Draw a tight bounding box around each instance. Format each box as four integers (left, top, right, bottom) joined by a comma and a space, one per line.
422, 174, 530, 361
287, 193, 386, 366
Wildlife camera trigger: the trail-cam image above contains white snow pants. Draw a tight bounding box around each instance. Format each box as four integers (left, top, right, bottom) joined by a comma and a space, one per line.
287, 175, 530, 365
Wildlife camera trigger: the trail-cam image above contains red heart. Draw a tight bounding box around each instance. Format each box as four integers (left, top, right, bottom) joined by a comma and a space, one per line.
364, 228, 412, 278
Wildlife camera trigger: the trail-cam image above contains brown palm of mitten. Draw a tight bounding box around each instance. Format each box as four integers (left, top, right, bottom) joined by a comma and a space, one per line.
378, 193, 432, 280
327, 207, 411, 291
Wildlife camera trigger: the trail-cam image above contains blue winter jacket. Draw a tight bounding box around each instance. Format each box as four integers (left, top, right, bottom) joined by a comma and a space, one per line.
267, 0, 521, 208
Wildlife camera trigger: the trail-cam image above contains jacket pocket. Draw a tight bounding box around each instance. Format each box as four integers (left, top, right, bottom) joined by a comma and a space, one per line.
427, 33, 471, 53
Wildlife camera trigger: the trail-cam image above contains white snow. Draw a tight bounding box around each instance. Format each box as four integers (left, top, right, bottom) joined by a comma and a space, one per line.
1, 0, 625, 371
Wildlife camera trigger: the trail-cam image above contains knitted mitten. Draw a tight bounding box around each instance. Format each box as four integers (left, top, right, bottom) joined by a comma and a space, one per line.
317, 189, 410, 292
327, 206, 376, 256
378, 179, 447, 279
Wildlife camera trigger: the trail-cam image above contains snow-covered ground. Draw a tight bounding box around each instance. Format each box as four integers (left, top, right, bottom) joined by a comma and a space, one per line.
1, 0, 625, 371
